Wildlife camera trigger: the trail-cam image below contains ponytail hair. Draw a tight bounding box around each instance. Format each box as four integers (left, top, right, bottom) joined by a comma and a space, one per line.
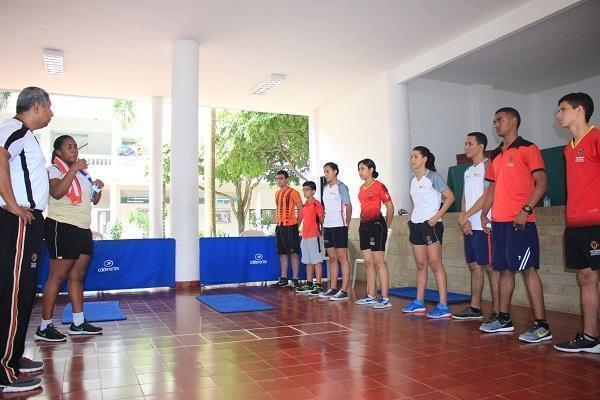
413, 146, 436, 171
51, 135, 73, 163
357, 158, 379, 178
323, 161, 339, 175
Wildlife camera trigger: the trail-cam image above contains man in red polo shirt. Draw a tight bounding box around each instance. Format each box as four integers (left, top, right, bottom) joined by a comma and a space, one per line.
479, 107, 552, 343
554, 93, 600, 354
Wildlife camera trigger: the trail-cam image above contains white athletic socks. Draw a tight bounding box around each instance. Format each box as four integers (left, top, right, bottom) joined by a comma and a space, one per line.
73, 312, 84, 326
40, 319, 52, 330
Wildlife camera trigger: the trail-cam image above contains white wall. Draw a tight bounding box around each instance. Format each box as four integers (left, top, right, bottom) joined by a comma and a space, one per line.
317, 76, 542, 214
318, 76, 391, 214
493, 89, 532, 145
405, 78, 592, 181
532, 74, 600, 149
407, 79, 535, 180
407, 79, 472, 181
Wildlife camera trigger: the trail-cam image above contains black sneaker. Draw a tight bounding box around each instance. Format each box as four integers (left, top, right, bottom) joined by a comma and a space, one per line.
291, 279, 301, 289
554, 332, 600, 354
34, 323, 67, 342
19, 357, 43, 374
309, 285, 324, 296
318, 288, 338, 298
295, 283, 314, 294
452, 307, 484, 320
330, 290, 349, 301
269, 277, 289, 288
483, 312, 498, 324
68, 321, 103, 335
0, 377, 42, 393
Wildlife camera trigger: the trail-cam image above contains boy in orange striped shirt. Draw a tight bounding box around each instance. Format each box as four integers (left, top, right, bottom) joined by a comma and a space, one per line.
270, 170, 303, 288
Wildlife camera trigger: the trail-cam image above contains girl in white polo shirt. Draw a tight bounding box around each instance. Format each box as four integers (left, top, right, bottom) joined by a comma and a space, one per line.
403, 146, 455, 318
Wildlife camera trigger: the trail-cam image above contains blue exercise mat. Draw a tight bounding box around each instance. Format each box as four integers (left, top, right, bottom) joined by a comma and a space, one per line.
389, 287, 471, 304
196, 294, 273, 313
61, 301, 127, 323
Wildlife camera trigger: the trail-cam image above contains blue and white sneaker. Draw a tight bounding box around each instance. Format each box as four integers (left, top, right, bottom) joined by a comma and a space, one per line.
401, 299, 426, 313
479, 317, 514, 333
426, 303, 452, 319
373, 297, 392, 309
518, 323, 552, 343
355, 294, 377, 306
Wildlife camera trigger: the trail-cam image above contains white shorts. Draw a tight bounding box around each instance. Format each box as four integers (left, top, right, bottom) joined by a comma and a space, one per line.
301, 237, 323, 265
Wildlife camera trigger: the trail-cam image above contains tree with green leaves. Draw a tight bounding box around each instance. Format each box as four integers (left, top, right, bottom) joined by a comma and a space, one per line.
215, 110, 309, 233
128, 208, 149, 237
162, 110, 309, 234
113, 99, 136, 130
0, 92, 11, 113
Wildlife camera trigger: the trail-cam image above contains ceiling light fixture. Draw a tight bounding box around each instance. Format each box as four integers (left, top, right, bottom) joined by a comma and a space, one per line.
250, 74, 286, 95
43, 49, 64, 76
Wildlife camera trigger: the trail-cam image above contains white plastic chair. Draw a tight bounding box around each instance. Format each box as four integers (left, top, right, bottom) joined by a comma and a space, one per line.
320, 237, 351, 284
351, 228, 392, 288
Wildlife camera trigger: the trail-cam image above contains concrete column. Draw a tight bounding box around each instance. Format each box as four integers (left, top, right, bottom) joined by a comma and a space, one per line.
170, 39, 199, 284
308, 110, 322, 199
109, 184, 120, 232
385, 75, 412, 211
203, 108, 216, 237
150, 96, 164, 238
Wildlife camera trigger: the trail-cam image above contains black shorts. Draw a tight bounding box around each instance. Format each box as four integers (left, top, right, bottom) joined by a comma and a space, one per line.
45, 218, 93, 260
359, 217, 387, 251
275, 224, 300, 255
564, 225, 600, 271
323, 226, 349, 248
409, 221, 444, 245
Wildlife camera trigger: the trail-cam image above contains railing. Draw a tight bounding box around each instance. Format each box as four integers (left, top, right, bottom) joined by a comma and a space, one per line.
80, 154, 149, 182
81, 154, 112, 167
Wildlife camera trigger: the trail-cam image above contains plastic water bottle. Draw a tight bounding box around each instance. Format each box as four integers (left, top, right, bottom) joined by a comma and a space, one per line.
91, 183, 102, 199
543, 195, 551, 207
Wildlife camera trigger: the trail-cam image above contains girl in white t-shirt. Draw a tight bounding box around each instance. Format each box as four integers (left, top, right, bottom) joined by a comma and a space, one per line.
403, 146, 455, 319
319, 162, 353, 301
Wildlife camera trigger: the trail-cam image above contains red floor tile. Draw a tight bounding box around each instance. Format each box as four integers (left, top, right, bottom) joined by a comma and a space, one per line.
12, 284, 596, 400
443, 383, 494, 400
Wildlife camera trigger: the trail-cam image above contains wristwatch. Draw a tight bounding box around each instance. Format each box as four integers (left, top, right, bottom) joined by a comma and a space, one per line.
522, 204, 533, 215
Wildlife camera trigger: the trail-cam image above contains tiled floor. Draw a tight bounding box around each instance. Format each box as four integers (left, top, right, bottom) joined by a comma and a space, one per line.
7, 283, 600, 400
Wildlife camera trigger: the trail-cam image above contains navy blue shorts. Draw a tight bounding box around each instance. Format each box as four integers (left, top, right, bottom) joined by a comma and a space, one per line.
464, 230, 492, 266
491, 222, 539, 271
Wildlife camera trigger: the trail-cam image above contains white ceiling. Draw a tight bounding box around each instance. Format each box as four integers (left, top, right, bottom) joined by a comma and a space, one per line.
423, 0, 600, 93
0, 0, 527, 114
